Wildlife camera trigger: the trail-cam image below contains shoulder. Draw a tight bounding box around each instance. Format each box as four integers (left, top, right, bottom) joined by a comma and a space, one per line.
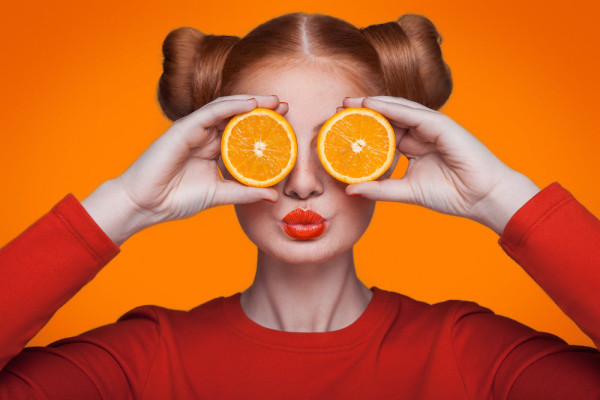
374, 286, 485, 327
373, 287, 569, 348
113, 294, 236, 347
375, 286, 548, 331
115, 294, 230, 330
53, 295, 230, 349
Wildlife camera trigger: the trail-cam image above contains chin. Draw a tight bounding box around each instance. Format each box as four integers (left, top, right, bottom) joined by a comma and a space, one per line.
261, 238, 350, 265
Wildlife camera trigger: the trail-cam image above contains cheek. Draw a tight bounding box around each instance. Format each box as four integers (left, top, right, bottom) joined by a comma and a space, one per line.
234, 202, 274, 244
342, 197, 376, 230
330, 188, 376, 239
235, 202, 265, 223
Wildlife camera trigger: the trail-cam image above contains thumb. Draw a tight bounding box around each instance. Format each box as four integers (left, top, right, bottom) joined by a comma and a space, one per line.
346, 179, 416, 204
215, 180, 279, 206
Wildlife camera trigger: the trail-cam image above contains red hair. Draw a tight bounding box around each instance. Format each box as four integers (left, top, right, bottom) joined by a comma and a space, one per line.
158, 12, 452, 121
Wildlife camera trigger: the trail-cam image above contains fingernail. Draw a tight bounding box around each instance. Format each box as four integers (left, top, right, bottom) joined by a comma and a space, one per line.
270, 94, 278, 97
263, 199, 276, 203
348, 193, 361, 197
248, 97, 256, 101
280, 101, 288, 105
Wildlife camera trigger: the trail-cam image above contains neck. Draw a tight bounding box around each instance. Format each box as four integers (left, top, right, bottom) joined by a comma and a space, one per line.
240, 248, 373, 332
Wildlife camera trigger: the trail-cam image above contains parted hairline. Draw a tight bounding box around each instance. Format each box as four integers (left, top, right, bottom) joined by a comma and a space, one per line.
223, 56, 386, 98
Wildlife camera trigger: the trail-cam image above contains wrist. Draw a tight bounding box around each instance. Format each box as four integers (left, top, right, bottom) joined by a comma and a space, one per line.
81, 179, 157, 246
471, 171, 541, 235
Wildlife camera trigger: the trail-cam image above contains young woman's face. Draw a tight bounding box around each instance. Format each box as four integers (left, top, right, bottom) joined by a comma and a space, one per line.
222, 62, 392, 264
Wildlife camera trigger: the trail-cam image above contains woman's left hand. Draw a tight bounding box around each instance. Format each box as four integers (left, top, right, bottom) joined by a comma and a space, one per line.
343, 96, 541, 235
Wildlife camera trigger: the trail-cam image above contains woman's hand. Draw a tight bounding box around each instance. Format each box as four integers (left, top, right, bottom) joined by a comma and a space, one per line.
342, 96, 540, 235
82, 95, 283, 246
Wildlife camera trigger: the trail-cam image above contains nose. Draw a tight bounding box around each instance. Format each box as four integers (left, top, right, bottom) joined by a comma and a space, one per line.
283, 143, 325, 200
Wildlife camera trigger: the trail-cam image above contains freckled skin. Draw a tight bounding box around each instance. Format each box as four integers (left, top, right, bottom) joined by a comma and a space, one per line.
219, 64, 400, 265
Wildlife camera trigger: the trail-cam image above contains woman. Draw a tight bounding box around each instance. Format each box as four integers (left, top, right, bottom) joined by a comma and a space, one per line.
1, 12, 599, 399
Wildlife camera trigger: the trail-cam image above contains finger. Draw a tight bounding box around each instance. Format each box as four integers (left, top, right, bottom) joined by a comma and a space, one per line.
180, 97, 257, 128
253, 94, 281, 110
214, 100, 289, 134
363, 97, 488, 160
192, 95, 281, 128
209, 94, 260, 103
341, 98, 410, 129
210, 95, 281, 131
394, 127, 408, 143
342, 96, 432, 111
274, 101, 289, 116
212, 95, 285, 131
345, 178, 416, 204
342, 96, 366, 108
216, 116, 235, 132
360, 97, 449, 145
364, 96, 433, 111
188, 129, 221, 159
211, 94, 280, 107
215, 180, 279, 205
175, 98, 258, 148
397, 131, 437, 156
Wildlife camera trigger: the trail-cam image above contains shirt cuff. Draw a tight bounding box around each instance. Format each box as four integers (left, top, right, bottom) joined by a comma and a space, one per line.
51, 193, 120, 265
498, 182, 574, 255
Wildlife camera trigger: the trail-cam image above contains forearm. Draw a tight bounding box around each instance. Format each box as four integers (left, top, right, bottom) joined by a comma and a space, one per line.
498, 183, 600, 348
0, 194, 120, 369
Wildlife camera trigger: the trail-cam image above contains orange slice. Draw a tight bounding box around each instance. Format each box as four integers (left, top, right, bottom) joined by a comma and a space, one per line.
221, 108, 297, 187
317, 107, 396, 184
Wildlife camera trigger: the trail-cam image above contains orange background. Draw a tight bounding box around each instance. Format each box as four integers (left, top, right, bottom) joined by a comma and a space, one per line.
1, 0, 599, 348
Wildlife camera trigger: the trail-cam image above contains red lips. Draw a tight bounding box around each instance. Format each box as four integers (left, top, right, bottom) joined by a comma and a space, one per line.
281, 209, 327, 239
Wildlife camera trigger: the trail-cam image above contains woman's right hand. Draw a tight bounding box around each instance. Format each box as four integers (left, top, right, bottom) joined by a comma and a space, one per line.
82, 95, 283, 246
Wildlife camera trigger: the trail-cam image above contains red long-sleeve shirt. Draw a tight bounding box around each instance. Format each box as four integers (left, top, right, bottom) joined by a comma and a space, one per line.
0, 182, 599, 399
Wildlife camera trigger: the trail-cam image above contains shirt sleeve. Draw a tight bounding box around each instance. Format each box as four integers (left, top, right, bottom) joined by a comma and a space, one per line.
450, 182, 600, 399
0, 305, 162, 399
507, 350, 600, 399
498, 182, 600, 348
0, 194, 167, 399
0, 193, 120, 369
450, 301, 600, 399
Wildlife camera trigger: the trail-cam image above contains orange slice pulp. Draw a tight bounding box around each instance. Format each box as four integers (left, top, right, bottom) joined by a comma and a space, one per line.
317, 107, 396, 184
221, 108, 297, 187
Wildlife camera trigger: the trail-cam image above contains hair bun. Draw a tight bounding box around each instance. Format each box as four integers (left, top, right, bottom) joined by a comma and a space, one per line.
362, 14, 453, 110
158, 27, 239, 121
398, 14, 452, 109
